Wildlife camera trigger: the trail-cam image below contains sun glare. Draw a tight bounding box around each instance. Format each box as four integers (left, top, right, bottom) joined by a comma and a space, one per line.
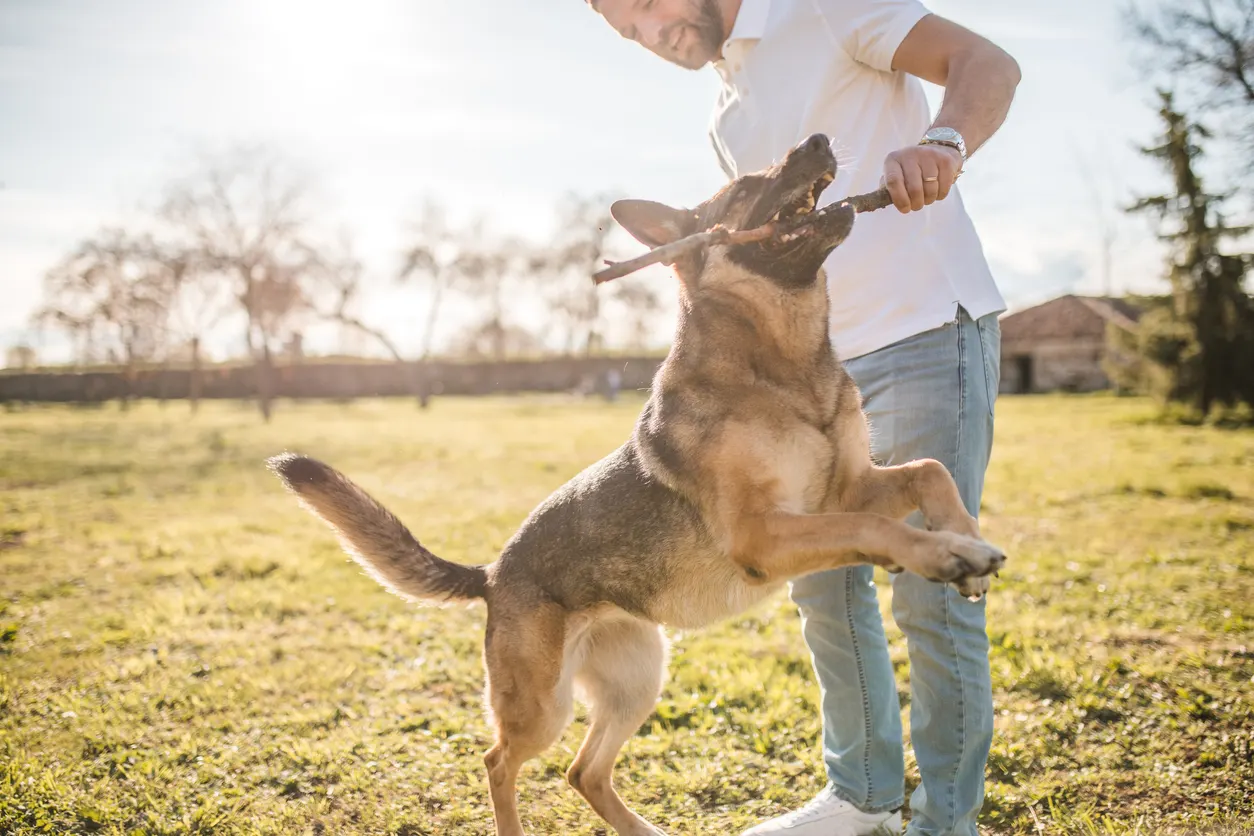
239, 1, 419, 86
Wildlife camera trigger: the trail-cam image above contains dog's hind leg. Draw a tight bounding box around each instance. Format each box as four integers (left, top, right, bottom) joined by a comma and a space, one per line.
568, 617, 669, 836
483, 603, 574, 836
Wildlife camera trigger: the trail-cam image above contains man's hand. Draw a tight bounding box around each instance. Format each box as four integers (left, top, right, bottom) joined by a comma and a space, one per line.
882, 144, 964, 214
875, 13, 1021, 216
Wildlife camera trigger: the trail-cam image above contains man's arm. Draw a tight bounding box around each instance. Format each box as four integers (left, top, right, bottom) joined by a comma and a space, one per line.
882, 14, 1021, 213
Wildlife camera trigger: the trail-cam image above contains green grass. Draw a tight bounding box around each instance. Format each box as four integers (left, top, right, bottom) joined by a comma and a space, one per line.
1, 394, 1251, 835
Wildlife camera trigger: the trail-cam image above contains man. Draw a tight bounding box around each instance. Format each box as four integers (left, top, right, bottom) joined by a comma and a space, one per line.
587, 1, 1020, 835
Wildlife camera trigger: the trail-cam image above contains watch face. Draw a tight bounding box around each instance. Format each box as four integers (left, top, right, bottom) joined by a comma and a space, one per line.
927, 127, 960, 143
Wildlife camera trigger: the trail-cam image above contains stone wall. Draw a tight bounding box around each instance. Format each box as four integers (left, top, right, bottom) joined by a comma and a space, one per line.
0, 356, 665, 403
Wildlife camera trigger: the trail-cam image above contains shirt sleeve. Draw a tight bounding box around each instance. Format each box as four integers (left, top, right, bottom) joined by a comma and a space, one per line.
814, 0, 931, 74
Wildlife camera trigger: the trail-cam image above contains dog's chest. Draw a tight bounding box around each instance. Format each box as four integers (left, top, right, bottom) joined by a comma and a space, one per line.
766, 423, 836, 513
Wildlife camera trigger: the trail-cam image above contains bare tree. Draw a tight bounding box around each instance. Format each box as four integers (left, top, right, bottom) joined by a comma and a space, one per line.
32, 229, 174, 408
161, 145, 323, 421
4, 344, 38, 371
395, 202, 547, 402
533, 192, 668, 356
156, 246, 230, 413
119, 240, 230, 410
449, 319, 544, 360
1127, 0, 1254, 169
301, 232, 410, 374
449, 222, 528, 362
606, 280, 666, 352
534, 192, 619, 355
397, 200, 462, 407
314, 243, 405, 363
398, 201, 458, 361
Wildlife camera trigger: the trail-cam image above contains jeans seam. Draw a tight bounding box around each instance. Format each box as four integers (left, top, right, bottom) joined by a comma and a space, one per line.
846, 569, 875, 806
944, 317, 969, 832
953, 315, 973, 832
956, 311, 966, 483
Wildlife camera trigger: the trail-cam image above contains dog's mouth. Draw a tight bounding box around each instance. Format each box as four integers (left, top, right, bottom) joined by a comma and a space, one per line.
724, 137, 856, 286
740, 162, 855, 259
764, 169, 835, 227
734, 137, 854, 257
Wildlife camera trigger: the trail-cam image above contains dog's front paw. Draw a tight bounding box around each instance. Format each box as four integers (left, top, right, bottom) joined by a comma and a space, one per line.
909, 531, 1005, 595
953, 574, 991, 601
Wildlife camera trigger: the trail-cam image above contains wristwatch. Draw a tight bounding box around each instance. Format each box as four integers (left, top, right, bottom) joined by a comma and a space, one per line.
919, 127, 967, 161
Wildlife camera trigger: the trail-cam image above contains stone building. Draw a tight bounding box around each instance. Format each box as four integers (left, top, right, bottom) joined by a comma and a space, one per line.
998, 295, 1142, 394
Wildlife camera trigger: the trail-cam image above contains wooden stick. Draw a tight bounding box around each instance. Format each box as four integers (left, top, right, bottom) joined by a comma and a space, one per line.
846, 187, 894, 214
593, 187, 893, 284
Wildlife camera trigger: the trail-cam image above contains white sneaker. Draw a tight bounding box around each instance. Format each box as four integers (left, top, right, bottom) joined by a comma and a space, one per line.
741, 786, 902, 836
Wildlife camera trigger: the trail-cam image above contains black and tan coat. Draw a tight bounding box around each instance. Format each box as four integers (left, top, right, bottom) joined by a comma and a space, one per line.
269, 134, 1006, 836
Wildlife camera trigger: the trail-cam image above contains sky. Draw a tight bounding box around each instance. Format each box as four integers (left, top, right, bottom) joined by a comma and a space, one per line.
0, 0, 1181, 363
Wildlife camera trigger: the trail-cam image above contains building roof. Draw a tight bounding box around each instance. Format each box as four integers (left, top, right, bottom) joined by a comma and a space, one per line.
1000, 294, 1142, 342
1076, 296, 1142, 331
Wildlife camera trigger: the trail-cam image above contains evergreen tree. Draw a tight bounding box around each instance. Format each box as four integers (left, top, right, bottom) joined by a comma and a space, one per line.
1124, 90, 1254, 419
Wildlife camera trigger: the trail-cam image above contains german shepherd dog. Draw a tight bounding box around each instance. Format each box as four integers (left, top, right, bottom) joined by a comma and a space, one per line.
268, 133, 1006, 836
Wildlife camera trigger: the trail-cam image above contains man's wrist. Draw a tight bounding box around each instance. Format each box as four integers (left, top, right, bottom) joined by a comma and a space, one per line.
919, 126, 967, 162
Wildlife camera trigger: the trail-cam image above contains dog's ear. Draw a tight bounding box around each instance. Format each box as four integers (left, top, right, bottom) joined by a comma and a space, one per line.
611, 200, 695, 250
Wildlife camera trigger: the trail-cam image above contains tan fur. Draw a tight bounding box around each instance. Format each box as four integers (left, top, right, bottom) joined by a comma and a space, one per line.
268, 135, 1006, 836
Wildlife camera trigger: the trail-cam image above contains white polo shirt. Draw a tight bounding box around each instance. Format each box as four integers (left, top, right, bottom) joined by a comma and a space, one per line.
708, 0, 1006, 361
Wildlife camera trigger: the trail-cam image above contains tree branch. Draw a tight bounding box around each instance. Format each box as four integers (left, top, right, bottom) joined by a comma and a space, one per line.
331, 312, 405, 362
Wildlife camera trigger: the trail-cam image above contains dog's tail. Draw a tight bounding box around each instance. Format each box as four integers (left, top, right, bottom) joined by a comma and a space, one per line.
267, 453, 487, 603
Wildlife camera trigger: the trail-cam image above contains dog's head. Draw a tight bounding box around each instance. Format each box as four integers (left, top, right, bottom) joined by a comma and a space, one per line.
610, 133, 855, 292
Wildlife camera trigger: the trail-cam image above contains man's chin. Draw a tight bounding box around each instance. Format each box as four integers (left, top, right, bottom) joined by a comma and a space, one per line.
665, 47, 714, 71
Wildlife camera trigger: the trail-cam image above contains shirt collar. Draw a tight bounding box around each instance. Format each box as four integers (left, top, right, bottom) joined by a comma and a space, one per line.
715, 0, 769, 75
724, 0, 770, 45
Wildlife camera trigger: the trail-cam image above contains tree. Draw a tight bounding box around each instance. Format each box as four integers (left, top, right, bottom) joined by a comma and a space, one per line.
1124, 90, 1254, 418
606, 280, 665, 352
395, 203, 537, 401
448, 222, 527, 362
302, 233, 416, 398
5, 344, 37, 370
1128, 0, 1254, 172
114, 239, 231, 411
161, 145, 325, 421
532, 192, 670, 356
153, 245, 230, 413
32, 229, 174, 407
537, 193, 619, 355
397, 200, 462, 407
317, 254, 405, 363
448, 320, 544, 360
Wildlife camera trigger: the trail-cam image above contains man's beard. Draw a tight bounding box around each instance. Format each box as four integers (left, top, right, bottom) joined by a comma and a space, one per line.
658, 0, 725, 70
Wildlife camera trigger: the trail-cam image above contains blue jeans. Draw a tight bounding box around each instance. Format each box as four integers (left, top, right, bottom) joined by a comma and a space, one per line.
789, 306, 1001, 836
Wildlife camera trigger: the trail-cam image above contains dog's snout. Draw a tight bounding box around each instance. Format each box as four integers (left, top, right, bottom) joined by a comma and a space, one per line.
799, 134, 830, 155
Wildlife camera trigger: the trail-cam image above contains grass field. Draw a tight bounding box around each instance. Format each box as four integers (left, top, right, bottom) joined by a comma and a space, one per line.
1, 394, 1251, 835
